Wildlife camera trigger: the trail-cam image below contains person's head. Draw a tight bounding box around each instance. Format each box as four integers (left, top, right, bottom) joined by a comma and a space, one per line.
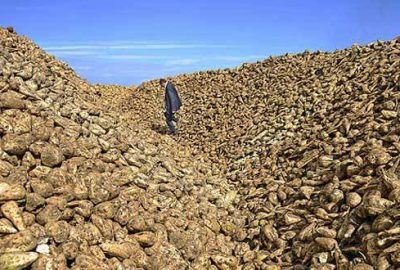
159, 78, 167, 88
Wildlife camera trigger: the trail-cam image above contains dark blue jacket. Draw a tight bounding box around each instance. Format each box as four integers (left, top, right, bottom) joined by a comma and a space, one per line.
165, 82, 182, 114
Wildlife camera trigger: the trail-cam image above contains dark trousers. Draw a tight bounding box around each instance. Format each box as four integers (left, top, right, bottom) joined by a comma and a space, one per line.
164, 111, 176, 133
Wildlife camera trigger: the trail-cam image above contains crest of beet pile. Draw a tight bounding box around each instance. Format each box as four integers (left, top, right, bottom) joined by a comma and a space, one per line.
1, 26, 400, 269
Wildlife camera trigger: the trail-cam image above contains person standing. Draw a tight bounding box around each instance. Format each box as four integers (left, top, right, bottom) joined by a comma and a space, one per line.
159, 78, 182, 134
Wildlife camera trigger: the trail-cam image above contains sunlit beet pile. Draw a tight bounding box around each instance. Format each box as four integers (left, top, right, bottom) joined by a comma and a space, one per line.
1, 26, 400, 269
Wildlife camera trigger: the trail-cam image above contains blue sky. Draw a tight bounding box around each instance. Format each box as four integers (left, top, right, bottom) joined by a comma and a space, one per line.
1, 0, 399, 86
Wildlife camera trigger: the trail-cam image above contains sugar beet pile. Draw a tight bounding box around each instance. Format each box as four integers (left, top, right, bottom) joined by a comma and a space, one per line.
0, 27, 245, 270
1, 26, 400, 269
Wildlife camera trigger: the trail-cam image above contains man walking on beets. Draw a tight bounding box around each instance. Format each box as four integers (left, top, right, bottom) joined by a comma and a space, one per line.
160, 78, 182, 135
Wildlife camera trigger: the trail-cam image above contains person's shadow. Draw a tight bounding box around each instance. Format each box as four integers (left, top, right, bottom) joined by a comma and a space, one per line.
151, 124, 169, 135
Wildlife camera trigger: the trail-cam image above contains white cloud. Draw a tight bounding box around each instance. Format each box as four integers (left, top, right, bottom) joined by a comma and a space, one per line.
214, 55, 265, 61
48, 50, 98, 56
99, 55, 173, 60
43, 42, 229, 52
113, 44, 228, 49
44, 45, 101, 51
165, 58, 201, 66
42, 42, 231, 61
